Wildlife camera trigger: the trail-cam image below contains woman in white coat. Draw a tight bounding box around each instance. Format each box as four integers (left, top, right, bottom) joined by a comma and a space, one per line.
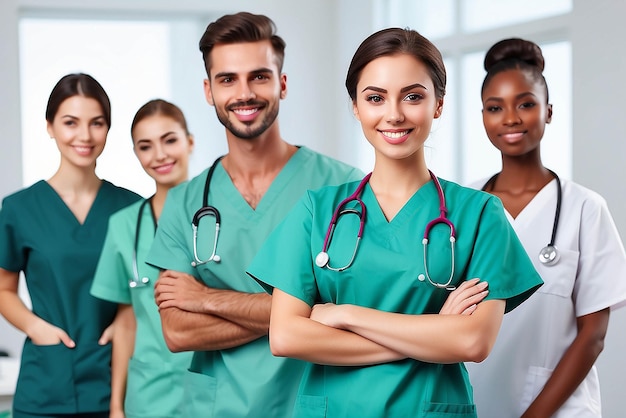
465, 38, 626, 417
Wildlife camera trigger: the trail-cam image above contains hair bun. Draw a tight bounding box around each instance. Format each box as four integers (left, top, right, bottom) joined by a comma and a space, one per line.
484, 38, 545, 72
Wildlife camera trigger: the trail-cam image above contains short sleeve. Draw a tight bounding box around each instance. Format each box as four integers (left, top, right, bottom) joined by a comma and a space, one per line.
90, 213, 132, 304
247, 193, 319, 306
467, 196, 543, 313
574, 196, 626, 314
0, 197, 24, 272
145, 187, 195, 275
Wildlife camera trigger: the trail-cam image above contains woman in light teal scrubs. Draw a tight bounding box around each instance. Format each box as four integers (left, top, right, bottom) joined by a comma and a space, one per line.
0, 73, 141, 418
247, 28, 544, 417
91, 99, 194, 418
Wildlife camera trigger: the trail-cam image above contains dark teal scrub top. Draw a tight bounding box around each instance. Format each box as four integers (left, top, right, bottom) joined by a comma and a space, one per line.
247, 177, 543, 418
0, 180, 140, 415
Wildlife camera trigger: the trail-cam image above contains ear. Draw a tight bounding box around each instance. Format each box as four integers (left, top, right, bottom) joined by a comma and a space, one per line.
187, 134, 195, 153
546, 103, 553, 124
434, 98, 444, 119
204, 79, 215, 106
46, 121, 55, 139
352, 100, 361, 121
279, 73, 287, 100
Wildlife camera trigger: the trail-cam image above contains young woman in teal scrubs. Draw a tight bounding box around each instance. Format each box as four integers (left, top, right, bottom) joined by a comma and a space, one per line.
0, 73, 141, 418
247, 28, 544, 417
91, 99, 194, 418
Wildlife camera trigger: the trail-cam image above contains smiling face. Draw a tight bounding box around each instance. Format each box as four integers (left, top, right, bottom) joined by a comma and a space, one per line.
204, 40, 287, 140
46, 95, 108, 170
481, 68, 552, 158
132, 114, 193, 188
352, 53, 443, 162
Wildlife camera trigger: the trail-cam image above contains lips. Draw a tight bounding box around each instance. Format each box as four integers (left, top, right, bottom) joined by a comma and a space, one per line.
499, 131, 525, 143
153, 162, 175, 174
229, 101, 264, 122
72, 145, 94, 156
379, 129, 412, 145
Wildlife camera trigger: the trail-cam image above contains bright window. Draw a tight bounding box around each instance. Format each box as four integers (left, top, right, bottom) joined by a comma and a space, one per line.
19, 18, 172, 197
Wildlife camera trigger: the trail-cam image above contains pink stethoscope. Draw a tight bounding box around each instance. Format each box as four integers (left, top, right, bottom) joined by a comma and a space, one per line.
314, 171, 457, 290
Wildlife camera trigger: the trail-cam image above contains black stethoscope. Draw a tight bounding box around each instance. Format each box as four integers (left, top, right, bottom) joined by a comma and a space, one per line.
129, 196, 157, 288
191, 156, 224, 267
482, 169, 562, 266
315, 171, 458, 290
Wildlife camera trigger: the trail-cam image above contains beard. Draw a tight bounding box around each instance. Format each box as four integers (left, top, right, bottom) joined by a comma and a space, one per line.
214, 99, 280, 140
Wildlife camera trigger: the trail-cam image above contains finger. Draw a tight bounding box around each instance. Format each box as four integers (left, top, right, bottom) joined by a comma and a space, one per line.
461, 304, 477, 315
58, 331, 76, 348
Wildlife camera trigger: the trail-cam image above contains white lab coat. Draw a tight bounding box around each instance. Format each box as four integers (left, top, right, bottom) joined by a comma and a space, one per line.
466, 177, 626, 418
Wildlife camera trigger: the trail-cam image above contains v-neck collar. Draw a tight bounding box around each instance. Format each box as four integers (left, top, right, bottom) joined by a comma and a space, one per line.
214, 147, 309, 217
41, 179, 105, 226
362, 178, 437, 227
503, 178, 558, 225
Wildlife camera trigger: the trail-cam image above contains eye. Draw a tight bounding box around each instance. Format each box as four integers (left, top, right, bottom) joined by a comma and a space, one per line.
484, 105, 501, 113
138, 144, 151, 152
365, 94, 383, 103
165, 136, 178, 144
63, 120, 76, 126
404, 93, 424, 102
253, 74, 269, 81
92, 120, 105, 127
519, 102, 536, 110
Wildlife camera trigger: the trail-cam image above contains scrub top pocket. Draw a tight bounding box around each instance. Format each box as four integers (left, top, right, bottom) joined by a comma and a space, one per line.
292, 395, 327, 418
14, 342, 75, 412
536, 248, 578, 298
181, 369, 217, 417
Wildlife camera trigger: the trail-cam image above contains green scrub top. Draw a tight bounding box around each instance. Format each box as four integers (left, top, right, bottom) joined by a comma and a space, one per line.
146, 147, 362, 418
90, 199, 193, 418
247, 178, 543, 418
0, 180, 140, 416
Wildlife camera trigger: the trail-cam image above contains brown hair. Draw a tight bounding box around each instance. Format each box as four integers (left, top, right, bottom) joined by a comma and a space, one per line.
130, 99, 190, 140
46, 73, 111, 128
345, 28, 446, 102
199, 12, 286, 77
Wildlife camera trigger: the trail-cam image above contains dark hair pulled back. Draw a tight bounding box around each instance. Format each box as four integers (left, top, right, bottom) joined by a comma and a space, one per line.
482, 38, 549, 102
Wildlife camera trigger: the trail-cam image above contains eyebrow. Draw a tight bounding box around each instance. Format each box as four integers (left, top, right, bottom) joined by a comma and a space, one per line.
484, 92, 538, 102
135, 131, 176, 143
360, 83, 428, 94
213, 67, 274, 80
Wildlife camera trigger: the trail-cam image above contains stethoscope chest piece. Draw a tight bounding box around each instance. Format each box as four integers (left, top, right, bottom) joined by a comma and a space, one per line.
539, 244, 560, 266
315, 252, 330, 268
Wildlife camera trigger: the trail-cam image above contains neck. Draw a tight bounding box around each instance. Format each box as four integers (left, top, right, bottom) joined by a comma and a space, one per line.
369, 153, 431, 197
48, 161, 101, 193
494, 154, 552, 193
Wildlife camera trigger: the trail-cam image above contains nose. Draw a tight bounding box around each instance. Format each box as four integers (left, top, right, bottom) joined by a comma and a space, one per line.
503, 107, 522, 125
386, 104, 405, 124
237, 81, 256, 102
79, 123, 92, 141
154, 143, 167, 160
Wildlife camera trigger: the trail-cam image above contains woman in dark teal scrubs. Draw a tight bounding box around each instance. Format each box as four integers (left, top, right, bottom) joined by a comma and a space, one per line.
0, 73, 141, 418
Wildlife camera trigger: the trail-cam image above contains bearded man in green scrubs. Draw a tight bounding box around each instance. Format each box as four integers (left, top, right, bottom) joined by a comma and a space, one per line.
145, 12, 362, 418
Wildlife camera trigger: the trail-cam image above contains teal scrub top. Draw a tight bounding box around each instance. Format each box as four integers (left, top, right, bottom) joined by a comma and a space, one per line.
0, 180, 140, 415
90, 199, 193, 418
145, 147, 362, 418
247, 178, 543, 418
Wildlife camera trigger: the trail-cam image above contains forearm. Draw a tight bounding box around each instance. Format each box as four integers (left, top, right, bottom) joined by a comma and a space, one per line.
340, 300, 505, 363
202, 289, 271, 334
159, 306, 263, 352
270, 314, 405, 366
523, 309, 609, 417
110, 306, 135, 413
0, 289, 41, 337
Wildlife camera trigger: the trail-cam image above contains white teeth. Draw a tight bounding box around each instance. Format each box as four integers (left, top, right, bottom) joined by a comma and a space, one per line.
233, 108, 257, 115
382, 130, 409, 139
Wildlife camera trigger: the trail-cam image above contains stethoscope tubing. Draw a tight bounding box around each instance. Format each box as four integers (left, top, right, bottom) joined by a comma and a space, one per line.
130, 196, 157, 288
316, 171, 457, 289
482, 169, 562, 266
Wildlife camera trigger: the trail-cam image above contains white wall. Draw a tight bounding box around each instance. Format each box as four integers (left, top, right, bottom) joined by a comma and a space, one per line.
1, 0, 626, 416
